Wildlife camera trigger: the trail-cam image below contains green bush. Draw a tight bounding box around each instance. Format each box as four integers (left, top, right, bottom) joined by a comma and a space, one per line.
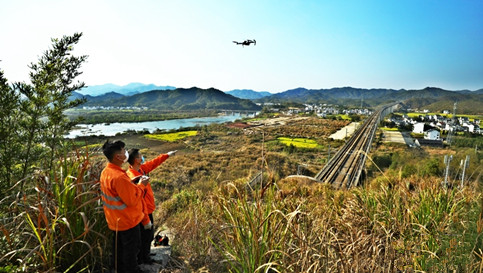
421, 158, 442, 177
372, 154, 392, 169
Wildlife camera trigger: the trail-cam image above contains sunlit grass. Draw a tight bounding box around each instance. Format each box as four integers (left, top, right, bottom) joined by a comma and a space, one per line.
82, 143, 102, 149
167, 173, 482, 272
381, 127, 400, 131
405, 112, 483, 121
277, 137, 321, 149
144, 130, 198, 142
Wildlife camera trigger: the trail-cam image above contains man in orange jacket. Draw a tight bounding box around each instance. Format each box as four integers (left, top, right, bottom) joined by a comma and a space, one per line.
100, 140, 150, 273
127, 148, 176, 264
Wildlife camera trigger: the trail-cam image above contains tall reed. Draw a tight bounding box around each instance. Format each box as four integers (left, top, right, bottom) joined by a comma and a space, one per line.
202, 175, 482, 272
0, 145, 109, 272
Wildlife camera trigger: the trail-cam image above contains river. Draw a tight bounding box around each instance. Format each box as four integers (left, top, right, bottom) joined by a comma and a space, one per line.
65, 113, 251, 138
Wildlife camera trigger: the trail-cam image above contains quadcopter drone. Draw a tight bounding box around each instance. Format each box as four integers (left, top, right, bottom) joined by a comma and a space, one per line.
233, 39, 256, 47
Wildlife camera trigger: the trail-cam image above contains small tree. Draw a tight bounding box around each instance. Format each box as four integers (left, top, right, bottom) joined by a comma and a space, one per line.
14, 33, 87, 188
0, 69, 22, 193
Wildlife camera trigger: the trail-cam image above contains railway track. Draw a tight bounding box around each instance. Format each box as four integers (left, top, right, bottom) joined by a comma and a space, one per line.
314, 105, 394, 188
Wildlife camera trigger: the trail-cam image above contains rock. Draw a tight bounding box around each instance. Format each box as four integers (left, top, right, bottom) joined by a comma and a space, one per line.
151, 245, 171, 267
138, 245, 171, 273
139, 262, 163, 273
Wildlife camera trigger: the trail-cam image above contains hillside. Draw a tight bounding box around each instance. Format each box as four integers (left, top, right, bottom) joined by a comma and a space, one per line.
80, 87, 261, 110
258, 87, 483, 114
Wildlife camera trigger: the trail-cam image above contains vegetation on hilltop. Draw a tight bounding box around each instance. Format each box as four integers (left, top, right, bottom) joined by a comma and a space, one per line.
0, 33, 111, 272
66, 109, 219, 124
256, 87, 483, 114
79, 87, 262, 111
141, 120, 482, 272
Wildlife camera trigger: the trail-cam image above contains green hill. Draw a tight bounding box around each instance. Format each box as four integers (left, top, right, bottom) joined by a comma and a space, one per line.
257, 87, 483, 114
81, 87, 261, 111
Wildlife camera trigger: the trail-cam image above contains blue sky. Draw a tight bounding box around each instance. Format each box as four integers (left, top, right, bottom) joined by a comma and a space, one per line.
1, 0, 482, 93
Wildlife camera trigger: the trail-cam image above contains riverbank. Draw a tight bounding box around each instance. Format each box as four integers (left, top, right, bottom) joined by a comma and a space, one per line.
66, 109, 221, 124
65, 113, 247, 138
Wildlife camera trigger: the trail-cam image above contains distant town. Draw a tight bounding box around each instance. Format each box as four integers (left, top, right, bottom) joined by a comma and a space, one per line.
257, 102, 482, 149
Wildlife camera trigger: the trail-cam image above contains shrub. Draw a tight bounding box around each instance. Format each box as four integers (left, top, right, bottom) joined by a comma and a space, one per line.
0, 147, 109, 272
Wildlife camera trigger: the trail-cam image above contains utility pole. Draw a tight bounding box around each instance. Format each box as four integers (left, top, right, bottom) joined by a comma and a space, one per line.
443, 155, 453, 188
297, 164, 308, 175
460, 155, 470, 188
447, 102, 457, 145
261, 130, 265, 188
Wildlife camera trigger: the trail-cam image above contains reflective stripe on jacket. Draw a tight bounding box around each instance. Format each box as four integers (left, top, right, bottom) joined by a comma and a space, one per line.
100, 162, 144, 231
127, 153, 169, 214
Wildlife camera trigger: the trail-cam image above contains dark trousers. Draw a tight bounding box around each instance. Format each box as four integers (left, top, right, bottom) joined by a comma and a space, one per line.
138, 214, 154, 263
111, 223, 142, 273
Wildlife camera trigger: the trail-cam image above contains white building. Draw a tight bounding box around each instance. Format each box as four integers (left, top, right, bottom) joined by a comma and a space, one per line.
413, 123, 425, 134
463, 122, 475, 133
424, 129, 440, 140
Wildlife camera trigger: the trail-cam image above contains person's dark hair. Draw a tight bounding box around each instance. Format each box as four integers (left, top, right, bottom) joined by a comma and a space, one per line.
128, 148, 140, 165
102, 140, 125, 162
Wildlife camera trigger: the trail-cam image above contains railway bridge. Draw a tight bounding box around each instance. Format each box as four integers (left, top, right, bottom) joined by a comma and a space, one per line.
314, 104, 399, 188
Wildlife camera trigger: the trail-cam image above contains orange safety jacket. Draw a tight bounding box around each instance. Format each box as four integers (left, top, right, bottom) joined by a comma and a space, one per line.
100, 162, 145, 231
127, 154, 169, 215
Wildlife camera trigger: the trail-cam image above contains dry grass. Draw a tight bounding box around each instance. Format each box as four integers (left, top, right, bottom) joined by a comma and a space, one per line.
2, 116, 480, 272
0, 147, 110, 272
147, 118, 482, 272
161, 173, 482, 272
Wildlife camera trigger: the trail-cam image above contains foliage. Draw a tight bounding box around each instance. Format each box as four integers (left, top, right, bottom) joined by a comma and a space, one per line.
451, 135, 483, 149
348, 114, 361, 122
0, 146, 110, 272
144, 130, 198, 142
0, 70, 21, 194
0, 33, 87, 194
213, 183, 288, 273
81, 87, 262, 111
405, 112, 483, 121
277, 137, 321, 149
0, 33, 107, 272
381, 126, 400, 131
166, 173, 482, 272
66, 109, 218, 124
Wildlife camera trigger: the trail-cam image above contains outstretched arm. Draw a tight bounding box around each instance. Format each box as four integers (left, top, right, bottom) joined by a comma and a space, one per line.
140, 153, 169, 174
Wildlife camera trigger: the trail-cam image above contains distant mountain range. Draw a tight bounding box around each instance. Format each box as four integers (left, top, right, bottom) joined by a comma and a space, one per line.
81, 83, 273, 99
76, 87, 261, 111
225, 89, 272, 99
255, 87, 483, 114
79, 83, 176, 96
72, 83, 483, 114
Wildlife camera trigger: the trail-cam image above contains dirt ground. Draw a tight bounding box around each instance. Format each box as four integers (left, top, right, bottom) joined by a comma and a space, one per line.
329, 122, 360, 140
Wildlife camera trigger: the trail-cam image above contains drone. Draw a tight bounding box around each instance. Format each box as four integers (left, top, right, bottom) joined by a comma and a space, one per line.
233, 39, 256, 47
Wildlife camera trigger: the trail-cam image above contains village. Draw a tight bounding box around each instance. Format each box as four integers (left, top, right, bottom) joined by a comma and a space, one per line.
259, 102, 482, 148
382, 108, 482, 148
